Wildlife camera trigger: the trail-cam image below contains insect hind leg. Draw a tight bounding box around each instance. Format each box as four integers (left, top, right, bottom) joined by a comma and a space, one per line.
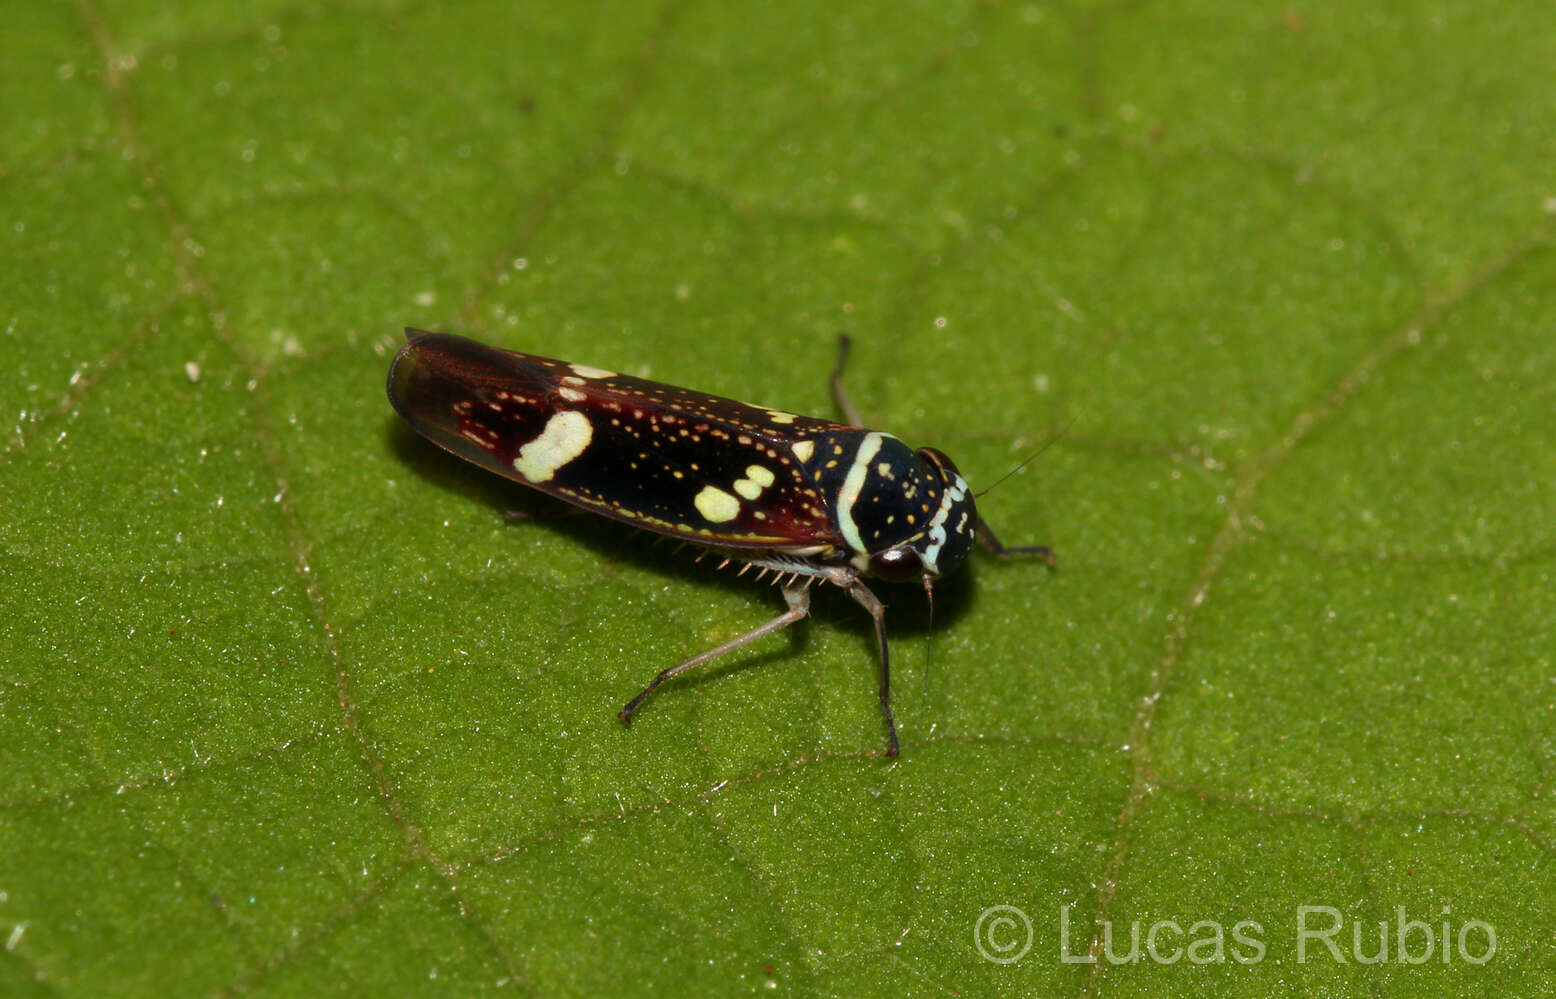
619, 580, 812, 725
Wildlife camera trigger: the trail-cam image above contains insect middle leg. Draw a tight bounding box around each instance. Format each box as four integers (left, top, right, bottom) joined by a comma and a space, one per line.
619, 580, 812, 725
829, 334, 864, 427
842, 577, 900, 757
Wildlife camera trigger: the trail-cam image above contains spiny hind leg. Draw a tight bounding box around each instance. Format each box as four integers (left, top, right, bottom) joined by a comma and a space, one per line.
619, 580, 812, 725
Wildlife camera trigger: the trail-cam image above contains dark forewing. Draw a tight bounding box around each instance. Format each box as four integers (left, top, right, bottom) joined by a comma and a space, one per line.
388, 330, 848, 549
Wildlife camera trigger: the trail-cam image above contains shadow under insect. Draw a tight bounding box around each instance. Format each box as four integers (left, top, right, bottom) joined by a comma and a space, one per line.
390, 407, 1033, 734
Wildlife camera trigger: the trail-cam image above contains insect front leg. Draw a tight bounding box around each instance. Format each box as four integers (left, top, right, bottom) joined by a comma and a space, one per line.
840, 577, 900, 757
976, 518, 1056, 566
619, 579, 813, 726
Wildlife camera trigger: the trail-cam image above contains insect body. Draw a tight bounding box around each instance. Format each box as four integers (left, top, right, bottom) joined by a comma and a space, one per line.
387, 329, 1050, 755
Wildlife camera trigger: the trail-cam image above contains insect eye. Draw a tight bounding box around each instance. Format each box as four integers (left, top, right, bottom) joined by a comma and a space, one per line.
869, 546, 926, 582
917, 446, 961, 477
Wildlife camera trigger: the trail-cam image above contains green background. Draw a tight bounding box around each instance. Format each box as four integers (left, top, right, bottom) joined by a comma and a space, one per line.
3, 1, 1553, 995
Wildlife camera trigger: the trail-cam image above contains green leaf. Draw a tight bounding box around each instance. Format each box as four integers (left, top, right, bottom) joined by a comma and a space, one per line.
3, 1, 1552, 995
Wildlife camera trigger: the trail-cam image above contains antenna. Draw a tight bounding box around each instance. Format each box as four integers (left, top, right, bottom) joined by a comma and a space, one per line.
974, 417, 1074, 499
921, 572, 935, 695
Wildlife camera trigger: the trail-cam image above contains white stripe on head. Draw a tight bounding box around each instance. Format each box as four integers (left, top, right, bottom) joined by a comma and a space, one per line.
834, 432, 885, 554
919, 472, 969, 572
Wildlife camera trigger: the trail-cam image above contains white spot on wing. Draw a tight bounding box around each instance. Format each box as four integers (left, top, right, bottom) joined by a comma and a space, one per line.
513, 411, 592, 483
767, 410, 797, 424
570, 363, 615, 379
792, 440, 815, 463
558, 386, 586, 402
694, 485, 741, 523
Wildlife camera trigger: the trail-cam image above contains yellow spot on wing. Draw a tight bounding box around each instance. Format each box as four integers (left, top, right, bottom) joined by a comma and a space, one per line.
732, 463, 777, 500
694, 485, 741, 523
